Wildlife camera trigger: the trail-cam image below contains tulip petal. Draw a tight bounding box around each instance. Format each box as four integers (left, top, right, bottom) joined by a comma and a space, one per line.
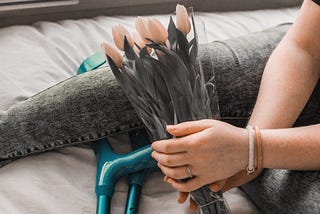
112, 24, 134, 51
176, 4, 191, 35
135, 17, 151, 42
148, 18, 168, 44
133, 32, 145, 48
101, 43, 123, 68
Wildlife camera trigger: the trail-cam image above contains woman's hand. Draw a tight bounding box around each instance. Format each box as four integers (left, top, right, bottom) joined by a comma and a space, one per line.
151, 119, 248, 192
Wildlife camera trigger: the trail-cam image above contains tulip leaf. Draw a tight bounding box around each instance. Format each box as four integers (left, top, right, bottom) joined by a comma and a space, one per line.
168, 16, 177, 51
189, 41, 198, 65
124, 36, 136, 60
139, 47, 149, 58
106, 55, 124, 86
134, 42, 141, 50
144, 38, 156, 44
146, 57, 174, 123
189, 38, 195, 47
189, 15, 198, 65
176, 28, 191, 66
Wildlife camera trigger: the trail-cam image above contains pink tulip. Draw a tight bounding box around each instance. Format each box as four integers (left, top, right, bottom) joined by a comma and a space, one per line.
101, 43, 123, 68
132, 32, 152, 53
112, 24, 134, 51
147, 18, 168, 44
132, 32, 145, 48
135, 17, 151, 42
176, 4, 191, 35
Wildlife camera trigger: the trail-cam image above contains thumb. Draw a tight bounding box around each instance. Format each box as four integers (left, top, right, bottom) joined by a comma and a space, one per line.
166, 119, 215, 137
209, 178, 227, 192
177, 192, 189, 203
189, 197, 198, 211
221, 169, 263, 192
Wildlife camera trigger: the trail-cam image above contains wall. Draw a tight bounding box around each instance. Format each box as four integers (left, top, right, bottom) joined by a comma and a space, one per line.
0, 0, 303, 27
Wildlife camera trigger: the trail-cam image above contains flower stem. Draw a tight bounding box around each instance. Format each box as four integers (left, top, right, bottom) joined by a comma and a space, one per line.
191, 185, 231, 214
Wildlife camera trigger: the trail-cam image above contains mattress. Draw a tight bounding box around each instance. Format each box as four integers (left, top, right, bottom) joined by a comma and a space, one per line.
0, 7, 299, 214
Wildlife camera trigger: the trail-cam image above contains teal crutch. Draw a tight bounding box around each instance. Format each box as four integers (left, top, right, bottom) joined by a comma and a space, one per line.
78, 52, 157, 214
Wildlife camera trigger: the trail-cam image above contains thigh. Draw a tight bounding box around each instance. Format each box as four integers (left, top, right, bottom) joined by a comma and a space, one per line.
0, 68, 143, 166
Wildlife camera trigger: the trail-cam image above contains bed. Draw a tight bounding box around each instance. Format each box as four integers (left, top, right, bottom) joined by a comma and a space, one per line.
0, 2, 300, 213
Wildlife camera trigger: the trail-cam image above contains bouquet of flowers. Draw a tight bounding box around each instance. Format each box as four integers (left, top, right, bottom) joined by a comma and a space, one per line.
102, 4, 230, 214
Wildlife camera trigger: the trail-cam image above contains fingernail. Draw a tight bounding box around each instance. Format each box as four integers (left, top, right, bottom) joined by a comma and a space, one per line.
151, 141, 157, 147
166, 125, 174, 130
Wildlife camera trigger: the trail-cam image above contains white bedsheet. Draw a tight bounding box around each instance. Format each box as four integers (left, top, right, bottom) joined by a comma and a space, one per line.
0, 7, 299, 213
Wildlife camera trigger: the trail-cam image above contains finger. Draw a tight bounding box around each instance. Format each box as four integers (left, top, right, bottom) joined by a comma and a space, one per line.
209, 178, 227, 192
177, 192, 189, 203
152, 151, 187, 167
221, 170, 247, 192
221, 169, 262, 192
165, 177, 202, 192
189, 197, 198, 211
152, 139, 187, 154
164, 175, 170, 182
166, 119, 215, 137
157, 163, 192, 179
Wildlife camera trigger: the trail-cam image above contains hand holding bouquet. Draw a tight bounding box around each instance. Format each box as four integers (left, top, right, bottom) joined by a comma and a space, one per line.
102, 4, 230, 213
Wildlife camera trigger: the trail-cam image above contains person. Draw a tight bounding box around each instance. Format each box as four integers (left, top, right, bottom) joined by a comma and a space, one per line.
0, 0, 319, 213
151, 0, 320, 212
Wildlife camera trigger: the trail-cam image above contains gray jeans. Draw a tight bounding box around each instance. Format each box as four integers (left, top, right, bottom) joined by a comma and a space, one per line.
0, 24, 319, 213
